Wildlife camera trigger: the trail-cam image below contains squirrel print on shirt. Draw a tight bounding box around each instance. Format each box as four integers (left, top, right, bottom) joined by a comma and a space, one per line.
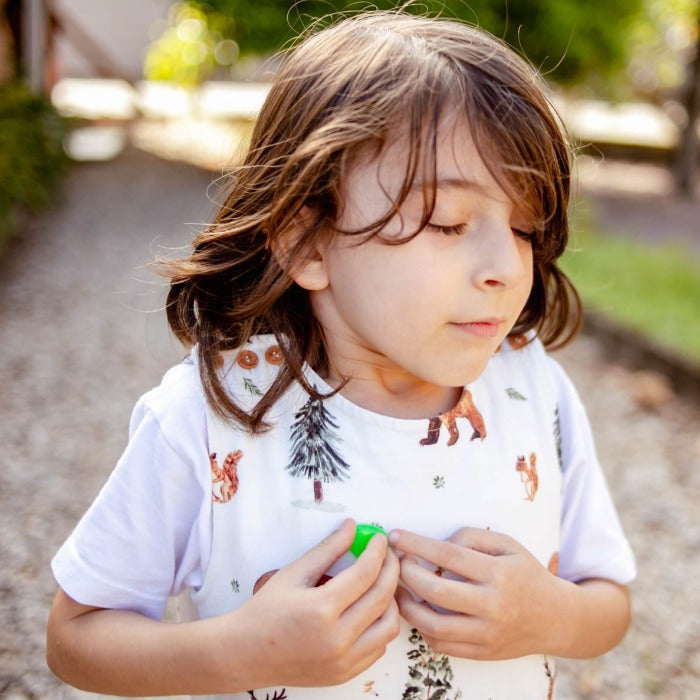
515, 452, 538, 501
420, 389, 486, 446
210, 450, 243, 503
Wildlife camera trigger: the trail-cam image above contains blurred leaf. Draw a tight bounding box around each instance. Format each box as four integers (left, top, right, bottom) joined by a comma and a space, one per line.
0, 82, 68, 249
188, 0, 646, 88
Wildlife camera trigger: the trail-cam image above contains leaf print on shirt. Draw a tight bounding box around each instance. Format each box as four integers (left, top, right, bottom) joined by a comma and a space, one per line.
403, 628, 462, 700
432, 475, 445, 489
553, 406, 563, 472
506, 387, 527, 401
210, 450, 243, 503
420, 389, 485, 446
286, 391, 350, 511
243, 377, 263, 397
515, 452, 538, 501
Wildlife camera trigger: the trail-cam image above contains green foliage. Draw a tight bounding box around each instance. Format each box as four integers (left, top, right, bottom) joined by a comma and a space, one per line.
0, 82, 68, 249
144, 2, 239, 84
149, 1, 699, 96
466, 0, 644, 87
187, 0, 645, 87
626, 0, 699, 98
561, 228, 700, 363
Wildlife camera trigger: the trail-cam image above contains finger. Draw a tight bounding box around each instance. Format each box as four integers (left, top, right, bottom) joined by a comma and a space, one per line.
416, 634, 489, 661
448, 527, 518, 556
340, 539, 400, 633
317, 531, 393, 613
399, 556, 484, 615
349, 596, 401, 668
283, 519, 356, 588
396, 585, 485, 646
389, 529, 491, 581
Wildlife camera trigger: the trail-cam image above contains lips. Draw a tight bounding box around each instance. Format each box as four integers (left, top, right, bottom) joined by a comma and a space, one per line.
451, 318, 503, 337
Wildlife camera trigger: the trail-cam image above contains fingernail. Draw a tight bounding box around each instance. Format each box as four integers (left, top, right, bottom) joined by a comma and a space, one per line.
388, 530, 400, 546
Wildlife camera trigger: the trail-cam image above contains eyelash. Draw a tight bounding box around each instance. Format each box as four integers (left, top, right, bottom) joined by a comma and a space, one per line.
513, 228, 535, 241
427, 223, 534, 241
427, 223, 466, 236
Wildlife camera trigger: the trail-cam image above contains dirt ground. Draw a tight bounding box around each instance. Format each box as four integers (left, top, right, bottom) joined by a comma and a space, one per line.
0, 146, 698, 699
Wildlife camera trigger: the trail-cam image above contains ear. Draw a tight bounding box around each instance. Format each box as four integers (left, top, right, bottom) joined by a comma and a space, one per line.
270, 207, 330, 292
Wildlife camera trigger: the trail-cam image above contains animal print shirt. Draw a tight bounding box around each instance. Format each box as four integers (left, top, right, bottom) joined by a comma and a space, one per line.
52, 334, 636, 700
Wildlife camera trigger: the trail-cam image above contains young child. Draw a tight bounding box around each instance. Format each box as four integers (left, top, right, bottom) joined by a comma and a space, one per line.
47, 10, 635, 699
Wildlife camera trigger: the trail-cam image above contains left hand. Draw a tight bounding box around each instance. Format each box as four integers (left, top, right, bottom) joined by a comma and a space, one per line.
390, 527, 563, 660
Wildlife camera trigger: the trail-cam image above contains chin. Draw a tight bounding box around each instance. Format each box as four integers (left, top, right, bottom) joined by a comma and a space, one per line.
452, 353, 495, 386
434, 363, 490, 389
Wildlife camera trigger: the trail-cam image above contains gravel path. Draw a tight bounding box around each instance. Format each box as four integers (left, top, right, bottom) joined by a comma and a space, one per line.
1, 147, 698, 699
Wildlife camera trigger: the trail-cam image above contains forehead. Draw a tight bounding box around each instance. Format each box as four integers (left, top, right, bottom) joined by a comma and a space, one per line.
344, 111, 511, 209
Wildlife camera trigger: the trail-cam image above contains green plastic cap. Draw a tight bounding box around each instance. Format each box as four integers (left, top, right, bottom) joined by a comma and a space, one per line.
350, 523, 388, 557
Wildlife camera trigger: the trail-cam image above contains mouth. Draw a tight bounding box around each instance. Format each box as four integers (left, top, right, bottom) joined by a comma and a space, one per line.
450, 318, 503, 338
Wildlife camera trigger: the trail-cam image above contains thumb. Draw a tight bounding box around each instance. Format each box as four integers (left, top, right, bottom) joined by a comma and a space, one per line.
286, 519, 356, 587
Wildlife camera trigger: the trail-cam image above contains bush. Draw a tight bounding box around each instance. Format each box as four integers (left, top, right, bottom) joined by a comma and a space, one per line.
0, 82, 68, 249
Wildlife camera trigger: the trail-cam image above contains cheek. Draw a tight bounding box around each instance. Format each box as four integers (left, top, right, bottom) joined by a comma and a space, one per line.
521, 245, 535, 289
518, 249, 535, 309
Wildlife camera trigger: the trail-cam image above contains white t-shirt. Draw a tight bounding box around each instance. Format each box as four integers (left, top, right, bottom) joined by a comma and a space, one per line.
52, 334, 636, 699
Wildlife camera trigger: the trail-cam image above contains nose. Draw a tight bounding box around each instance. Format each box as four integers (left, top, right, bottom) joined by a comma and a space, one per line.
470, 219, 531, 290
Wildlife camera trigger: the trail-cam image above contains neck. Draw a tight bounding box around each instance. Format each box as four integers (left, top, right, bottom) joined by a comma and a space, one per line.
322, 364, 462, 419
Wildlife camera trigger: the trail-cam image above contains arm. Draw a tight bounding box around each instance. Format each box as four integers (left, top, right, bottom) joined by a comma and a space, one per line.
47, 520, 401, 695
390, 527, 630, 661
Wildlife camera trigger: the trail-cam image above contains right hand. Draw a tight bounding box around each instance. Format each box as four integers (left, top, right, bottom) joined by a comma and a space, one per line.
226, 519, 401, 688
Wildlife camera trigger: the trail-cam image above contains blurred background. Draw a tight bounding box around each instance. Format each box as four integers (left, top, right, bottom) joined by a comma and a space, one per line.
1, 1, 699, 698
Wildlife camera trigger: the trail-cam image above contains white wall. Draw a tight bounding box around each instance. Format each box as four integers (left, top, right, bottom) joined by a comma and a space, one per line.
52, 0, 172, 80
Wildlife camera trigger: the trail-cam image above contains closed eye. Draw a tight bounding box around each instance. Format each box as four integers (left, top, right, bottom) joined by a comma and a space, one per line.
426, 223, 467, 236
512, 228, 535, 241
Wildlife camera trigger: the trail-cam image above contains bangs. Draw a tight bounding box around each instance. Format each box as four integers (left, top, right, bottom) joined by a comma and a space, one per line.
331, 82, 570, 260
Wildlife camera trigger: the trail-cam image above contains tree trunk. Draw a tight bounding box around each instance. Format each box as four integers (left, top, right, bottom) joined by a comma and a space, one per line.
674, 12, 700, 198
1, 0, 19, 82
313, 479, 323, 504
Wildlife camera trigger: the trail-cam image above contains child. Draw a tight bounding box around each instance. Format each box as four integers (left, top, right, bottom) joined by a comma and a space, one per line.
47, 10, 635, 699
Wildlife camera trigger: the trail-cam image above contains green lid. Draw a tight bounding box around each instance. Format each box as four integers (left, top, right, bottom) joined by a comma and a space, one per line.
350, 523, 388, 557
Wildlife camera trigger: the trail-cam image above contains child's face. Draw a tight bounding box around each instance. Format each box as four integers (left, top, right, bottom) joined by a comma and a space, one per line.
302, 113, 534, 407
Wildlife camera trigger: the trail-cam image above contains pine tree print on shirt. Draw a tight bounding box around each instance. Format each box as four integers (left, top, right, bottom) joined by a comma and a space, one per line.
403, 628, 462, 700
286, 391, 350, 511
247, 689, 287, 700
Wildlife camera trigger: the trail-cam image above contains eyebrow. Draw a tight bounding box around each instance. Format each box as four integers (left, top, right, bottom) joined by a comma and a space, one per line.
409, 177, 489, 195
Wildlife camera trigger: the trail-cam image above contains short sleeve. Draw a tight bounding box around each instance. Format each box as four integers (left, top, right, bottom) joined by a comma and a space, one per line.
51, 361, 212, 620
548, 357, 636, 585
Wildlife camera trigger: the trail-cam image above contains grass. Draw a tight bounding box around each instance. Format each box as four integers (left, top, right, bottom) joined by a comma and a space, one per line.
560, 227, 700, 364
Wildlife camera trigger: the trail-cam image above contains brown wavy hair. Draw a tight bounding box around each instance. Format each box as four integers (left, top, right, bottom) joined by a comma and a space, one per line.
159, 9, 582, 433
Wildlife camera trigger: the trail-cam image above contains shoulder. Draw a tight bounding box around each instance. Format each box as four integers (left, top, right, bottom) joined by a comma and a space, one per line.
131, 354, 207, 446
130, 335, 289, 447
